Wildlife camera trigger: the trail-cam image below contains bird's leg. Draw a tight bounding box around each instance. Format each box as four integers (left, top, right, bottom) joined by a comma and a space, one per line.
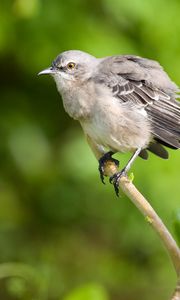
86, 135, 119, 183
110, 148, 142, 196
98, 151, 119, 184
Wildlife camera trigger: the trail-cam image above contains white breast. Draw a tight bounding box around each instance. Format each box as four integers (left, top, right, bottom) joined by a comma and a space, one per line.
81, 94, 151, 153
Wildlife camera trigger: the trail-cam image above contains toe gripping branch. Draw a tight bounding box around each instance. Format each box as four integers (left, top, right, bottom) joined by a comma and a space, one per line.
98, 151, 119, 185
99, 148, 142, 196
109, 169, 126, 197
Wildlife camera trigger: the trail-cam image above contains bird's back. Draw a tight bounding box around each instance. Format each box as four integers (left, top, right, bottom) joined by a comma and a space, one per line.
94, 54, 180, 156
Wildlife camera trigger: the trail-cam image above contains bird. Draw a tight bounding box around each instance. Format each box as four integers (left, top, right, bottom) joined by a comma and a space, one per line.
38, 50, 180, 196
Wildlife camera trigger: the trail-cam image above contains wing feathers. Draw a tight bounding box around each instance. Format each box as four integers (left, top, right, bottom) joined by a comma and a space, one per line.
112, 78, 180, 150
96, 55, 180, 152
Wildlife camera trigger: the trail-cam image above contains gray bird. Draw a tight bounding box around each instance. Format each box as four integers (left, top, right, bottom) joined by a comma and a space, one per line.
38, 50, 180, 196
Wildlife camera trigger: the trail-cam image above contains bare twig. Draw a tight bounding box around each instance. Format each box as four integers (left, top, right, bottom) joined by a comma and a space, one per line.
103, 161, 180, 299
171, 279, 180, 300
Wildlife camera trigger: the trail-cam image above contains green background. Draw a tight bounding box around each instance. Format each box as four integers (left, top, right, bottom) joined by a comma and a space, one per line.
0, 0, 180, 299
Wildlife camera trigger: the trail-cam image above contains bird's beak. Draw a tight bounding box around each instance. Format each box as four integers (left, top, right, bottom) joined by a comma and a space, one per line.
38, 67, 56, 76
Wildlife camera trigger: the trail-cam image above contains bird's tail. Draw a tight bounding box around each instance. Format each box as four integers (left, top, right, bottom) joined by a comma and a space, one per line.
147, 97, 180, 150
139, 96, 180, 159
147, 98, 180, 156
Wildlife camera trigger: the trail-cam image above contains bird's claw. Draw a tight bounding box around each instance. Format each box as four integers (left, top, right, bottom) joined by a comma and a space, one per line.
98, 152, 119, 184
109, 169, 127, 197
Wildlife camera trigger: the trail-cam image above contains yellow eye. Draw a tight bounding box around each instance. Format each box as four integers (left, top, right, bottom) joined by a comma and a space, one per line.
67, 62, 76, 70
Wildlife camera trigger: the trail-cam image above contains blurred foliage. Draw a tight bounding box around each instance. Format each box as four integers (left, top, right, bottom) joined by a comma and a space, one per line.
0, 0, 180, 299
63, 284, 108, 300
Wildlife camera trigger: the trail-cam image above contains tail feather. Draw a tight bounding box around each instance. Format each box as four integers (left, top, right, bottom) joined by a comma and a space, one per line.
146, 97, 180, 150
148, 142, 169, 159
139, 149, 148, 159
152, 125, 180, 149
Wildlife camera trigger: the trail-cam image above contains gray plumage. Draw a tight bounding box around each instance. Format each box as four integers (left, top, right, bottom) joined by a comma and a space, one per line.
38, 50, 180, 171
92, 54, 180, 157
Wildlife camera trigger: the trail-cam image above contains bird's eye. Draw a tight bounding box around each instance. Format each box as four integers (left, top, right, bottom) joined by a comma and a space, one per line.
67, 62, 76, 70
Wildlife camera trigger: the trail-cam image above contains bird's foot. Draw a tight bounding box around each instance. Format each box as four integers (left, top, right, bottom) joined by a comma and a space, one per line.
98, 151, 119, 184
109, 169, 127, 197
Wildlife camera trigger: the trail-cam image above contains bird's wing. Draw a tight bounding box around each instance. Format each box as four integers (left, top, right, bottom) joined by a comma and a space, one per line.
110, 78, 169, 105
96, 55, 180, 150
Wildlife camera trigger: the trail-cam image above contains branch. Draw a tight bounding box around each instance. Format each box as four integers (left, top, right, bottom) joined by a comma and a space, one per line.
171, 279, 180, 300
103, 161, 180, 299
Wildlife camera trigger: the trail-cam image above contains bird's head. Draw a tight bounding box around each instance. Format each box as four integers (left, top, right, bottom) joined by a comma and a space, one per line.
38, 50, 98, 92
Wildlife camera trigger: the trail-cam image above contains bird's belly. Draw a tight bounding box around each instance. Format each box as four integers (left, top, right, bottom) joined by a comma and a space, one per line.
81, 107, 151, 152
